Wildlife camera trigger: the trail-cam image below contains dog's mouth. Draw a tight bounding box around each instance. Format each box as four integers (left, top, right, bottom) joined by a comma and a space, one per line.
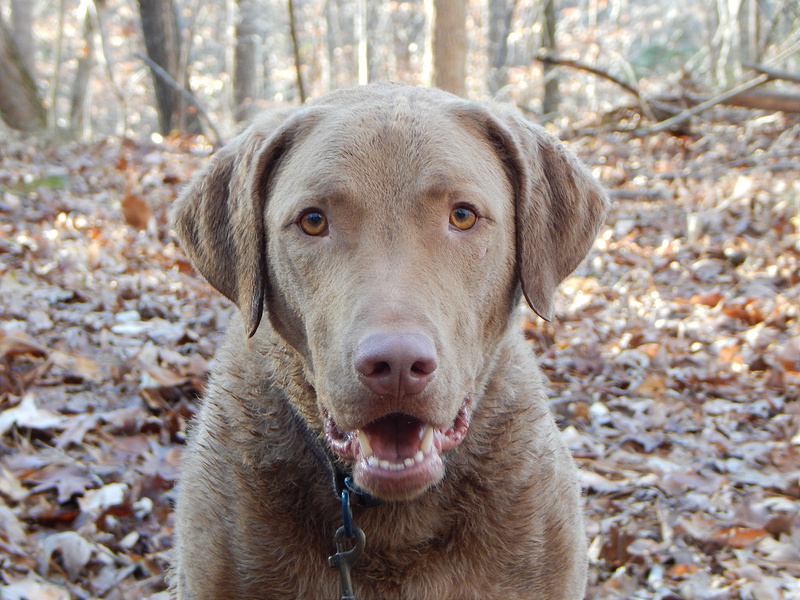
323, 398, 471, 500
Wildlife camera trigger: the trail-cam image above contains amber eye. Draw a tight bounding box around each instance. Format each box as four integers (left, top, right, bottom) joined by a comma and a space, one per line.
449, 206, 477, 231
298, 210, 328, 236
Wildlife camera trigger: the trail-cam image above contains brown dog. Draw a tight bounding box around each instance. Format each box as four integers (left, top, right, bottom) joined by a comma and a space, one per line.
170, 84, 608, 599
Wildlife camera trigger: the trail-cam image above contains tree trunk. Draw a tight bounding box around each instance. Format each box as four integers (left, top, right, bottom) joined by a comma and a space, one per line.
487, 0, 517, 97
431, 0, 467, 97
287, 0, 306, 103
137, 0, 201, 134
0, 14, 46, 131
738, 0, 761, 62
355, 0, 369, 84
234, 0, 259, 120
70, 1, 99, 135
138, 0, 180, 133
10, 0, 35, 76
324, 0, 339, 90
541, 0, 560, 114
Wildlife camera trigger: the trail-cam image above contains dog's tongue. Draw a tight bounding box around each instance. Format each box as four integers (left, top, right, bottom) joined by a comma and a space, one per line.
360, 414, 427, 461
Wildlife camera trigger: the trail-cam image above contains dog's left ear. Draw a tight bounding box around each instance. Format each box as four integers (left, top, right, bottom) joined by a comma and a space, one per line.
170, 108, 301, 337
457, 104, 610, 321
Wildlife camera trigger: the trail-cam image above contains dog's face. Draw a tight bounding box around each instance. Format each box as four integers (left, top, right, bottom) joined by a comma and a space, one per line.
265, 98, 517, 500
172, 85, 608, 501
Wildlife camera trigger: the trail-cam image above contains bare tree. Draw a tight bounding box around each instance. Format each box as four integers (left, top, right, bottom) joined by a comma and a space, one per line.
10, 0, 35, 76
287, 0, 307, 102
739, 0, 761, 62
488, 0, 517, 97
324, 0, 339, 90
541, 0, 560, 114
138, 0, 201, 134
71, 0, 101, 135
431, 0, 468, 96
356, 0, 369, 84
234, 0, 259, 120
0, 13, 45, 131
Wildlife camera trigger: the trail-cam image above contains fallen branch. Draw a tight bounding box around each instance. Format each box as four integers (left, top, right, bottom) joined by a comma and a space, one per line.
536, 53, 672, 122
742, 61, 800, 85
716, 90, 800, 113
133, 52, 224, 146
608, 189, 672, 201
653, 90, 800, 114
633, 73, 772, 136
537, 53, 639, 98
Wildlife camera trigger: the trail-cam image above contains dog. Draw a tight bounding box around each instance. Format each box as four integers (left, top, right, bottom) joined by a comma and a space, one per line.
169, 83, 609, 599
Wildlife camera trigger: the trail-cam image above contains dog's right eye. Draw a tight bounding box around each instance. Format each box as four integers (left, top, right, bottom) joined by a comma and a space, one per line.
298, 211, 328, 236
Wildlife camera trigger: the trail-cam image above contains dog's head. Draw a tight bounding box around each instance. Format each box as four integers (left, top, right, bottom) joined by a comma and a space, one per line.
172, 84, 608, 501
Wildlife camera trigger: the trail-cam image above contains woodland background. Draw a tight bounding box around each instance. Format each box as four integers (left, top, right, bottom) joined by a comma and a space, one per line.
0, 0, 799, 599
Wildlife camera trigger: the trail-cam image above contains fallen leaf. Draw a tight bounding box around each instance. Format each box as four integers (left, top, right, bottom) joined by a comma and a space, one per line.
121, 193, 152, 230
0, 394, 63, 436
78, 482, 128, 513
711, 526, 768, 548
38, 531, 94, 581
0, 574, 70, 600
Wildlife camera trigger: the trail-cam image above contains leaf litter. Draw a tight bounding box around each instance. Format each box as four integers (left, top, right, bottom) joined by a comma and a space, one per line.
1, 113, 799, 598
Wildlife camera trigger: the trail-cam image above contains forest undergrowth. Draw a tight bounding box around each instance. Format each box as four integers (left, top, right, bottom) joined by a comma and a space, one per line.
0, 108, 798, 599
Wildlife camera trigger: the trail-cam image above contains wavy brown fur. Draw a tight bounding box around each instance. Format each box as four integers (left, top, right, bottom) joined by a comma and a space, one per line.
170, 83, 609, 599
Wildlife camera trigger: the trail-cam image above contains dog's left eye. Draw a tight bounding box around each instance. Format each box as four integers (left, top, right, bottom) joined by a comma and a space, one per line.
298, 211, 328, 236
449, 206, 477, 231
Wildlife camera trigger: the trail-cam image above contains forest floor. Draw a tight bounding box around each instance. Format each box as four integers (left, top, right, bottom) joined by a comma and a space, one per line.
0, 108, 798, 600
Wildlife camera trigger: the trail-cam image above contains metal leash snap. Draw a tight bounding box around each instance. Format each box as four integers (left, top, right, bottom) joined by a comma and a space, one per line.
327, 485, 366, 600
328, 524, 365, 600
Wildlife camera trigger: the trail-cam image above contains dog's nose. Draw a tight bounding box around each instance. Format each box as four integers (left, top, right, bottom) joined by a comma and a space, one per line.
354, 333, 438, 397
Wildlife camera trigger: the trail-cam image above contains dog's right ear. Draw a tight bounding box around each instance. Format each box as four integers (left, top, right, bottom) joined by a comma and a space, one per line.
170, 109, 300, 337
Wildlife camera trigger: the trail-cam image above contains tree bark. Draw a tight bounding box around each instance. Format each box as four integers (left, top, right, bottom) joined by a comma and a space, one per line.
0, 14, 46, 131
234, 0, 259, 120
137, 0, 201, 134
138, 0, 181, 133
10, 0, 35, 76
541, 0, 560, 114
324, 0, 339, 90
355, 0, 369, 84
431, 0, 467, 97
487, 0, 516, 97
70, 1, 99, 135
287, 0, 306, 102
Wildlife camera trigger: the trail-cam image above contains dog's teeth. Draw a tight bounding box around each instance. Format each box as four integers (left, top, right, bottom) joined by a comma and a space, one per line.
356, 429, 373, 457
420, 426, 434, 454
369, 452, 428, 471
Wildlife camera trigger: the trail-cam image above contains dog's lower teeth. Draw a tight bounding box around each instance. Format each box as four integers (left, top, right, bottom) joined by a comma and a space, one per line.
368, 453, 426, 471
362, 430, 440, 471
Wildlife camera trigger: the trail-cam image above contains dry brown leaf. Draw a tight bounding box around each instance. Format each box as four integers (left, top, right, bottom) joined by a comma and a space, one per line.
121, 193, 152, 230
